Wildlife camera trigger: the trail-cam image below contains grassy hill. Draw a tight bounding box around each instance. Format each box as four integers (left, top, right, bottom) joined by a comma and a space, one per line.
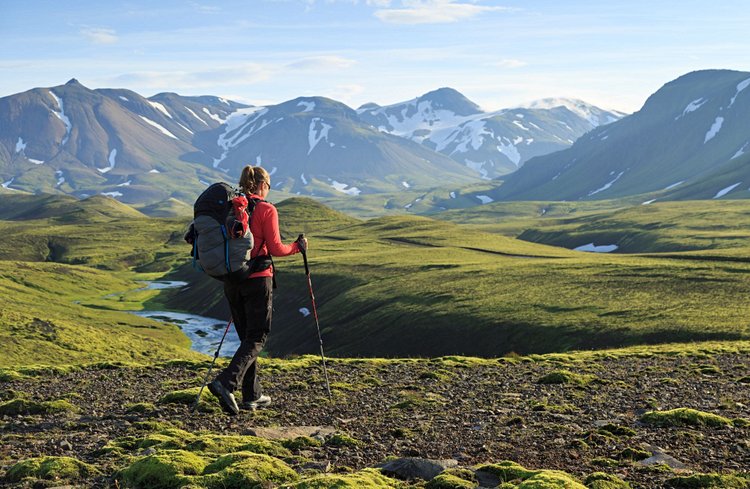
4, 193, 750, 361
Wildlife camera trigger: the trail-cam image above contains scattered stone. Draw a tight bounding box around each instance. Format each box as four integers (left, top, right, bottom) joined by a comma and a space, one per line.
60, 439, 73, 451
244, 425, 335, 440
639, 452, 688, 470
303, 460, 332, 472
380, 457, 458, 481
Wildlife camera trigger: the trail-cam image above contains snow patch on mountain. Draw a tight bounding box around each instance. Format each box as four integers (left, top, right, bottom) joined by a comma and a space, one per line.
497, 140, 521, 167
714, 182, 742, 199
149, 169, 160, 174
117, 180, 131, 187
148, 101, 172, 119
139, 116, 178, 139
48, 91, 72, 145
331, 180, 361, 196
512, 120, 530, 131
450, 192, 456, 199
55, 171, 65, 187
704, 117, 724, 143
300, 173, 308, 185
729, 78, 750, 108
589, 171, 624, 196
101, 191, 123, 198
186, 107, 208, 125
476, 195, 494, 204
28, 158, 44, 165
676, 98, 707, 119
664, 181, 684, 190
575, 243, 618, 253
732, 142, 749, 160
298, 101, 315, 112
2, 178, 17, 190
15, 137, 26, 153
465, 159, 489, 179
202, 107, 225, 124
176, 122, 193, 134
212, 107, 268, 168
402, 181, 410, 189
119, 96, 129, 102
520, 98, 619, 126
308, 118, 332, 155
97, 149, 118, 173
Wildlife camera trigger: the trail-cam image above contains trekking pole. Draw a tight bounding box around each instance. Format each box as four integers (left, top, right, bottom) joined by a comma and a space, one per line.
191, 317, 233, 413
298, 234, 333, 401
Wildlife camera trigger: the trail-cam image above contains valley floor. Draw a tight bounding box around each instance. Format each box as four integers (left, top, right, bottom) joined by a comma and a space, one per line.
1, 349, 749, 488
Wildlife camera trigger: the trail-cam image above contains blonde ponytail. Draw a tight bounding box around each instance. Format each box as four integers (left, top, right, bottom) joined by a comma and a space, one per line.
239, 165, 270, 195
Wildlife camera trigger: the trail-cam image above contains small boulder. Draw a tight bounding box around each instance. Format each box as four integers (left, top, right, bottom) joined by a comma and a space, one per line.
380, 457, 458, 481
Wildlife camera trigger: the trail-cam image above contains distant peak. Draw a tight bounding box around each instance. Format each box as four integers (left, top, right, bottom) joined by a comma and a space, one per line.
418, 87, 482, 116
66, 78, 82, 86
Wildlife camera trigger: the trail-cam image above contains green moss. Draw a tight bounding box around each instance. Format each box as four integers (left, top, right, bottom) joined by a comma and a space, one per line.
517, 471, 586, 488
641, 408, 734, 428
158, 387, 220, 413
125, 402, 157, 414
118, 450, 207, 489
0, 398, 78, 416
282, 436, 323, 450
537, 370, 596, 386
665, 473, 750, 488
426, 472, 478, 488
584, 472, 632, 488
597, 424, 636, 437
5, 456, 99, 483
696, 365, 722, 376
290, 468, 401, 488
476, 461, 538, 482
591, 458, 619, 468
201, 452, 298, 488
0, 369, 23, 381
325, 433, 363, 447
111, 429, 291, 458
616, 447, 651, 461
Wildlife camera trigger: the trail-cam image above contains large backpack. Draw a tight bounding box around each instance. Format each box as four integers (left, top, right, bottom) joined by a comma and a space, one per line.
189, 182, 264, 282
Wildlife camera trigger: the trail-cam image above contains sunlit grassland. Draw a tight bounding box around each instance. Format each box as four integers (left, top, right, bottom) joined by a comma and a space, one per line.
254, 213, 750, 357
0, 261, 203, 368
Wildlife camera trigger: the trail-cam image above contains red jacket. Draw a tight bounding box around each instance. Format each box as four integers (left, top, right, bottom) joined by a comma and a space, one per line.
248, 195, 300, 278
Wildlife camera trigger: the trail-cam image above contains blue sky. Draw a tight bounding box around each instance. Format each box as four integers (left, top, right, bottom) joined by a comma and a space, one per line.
1, 0, 749, 113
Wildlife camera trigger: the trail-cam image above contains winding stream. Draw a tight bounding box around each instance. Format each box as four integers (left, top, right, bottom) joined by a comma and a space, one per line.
131, 281, 239, 356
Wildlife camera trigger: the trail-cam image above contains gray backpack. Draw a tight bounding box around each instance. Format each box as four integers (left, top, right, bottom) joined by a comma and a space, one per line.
187, 182, 269, 282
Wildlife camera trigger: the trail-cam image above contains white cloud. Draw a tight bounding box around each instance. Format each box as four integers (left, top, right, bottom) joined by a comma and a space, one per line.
374, 0, 510, 24
81, 28, 118, 44
488, 59, 528, 69
285, 55, 357, 71
110, 64, 273, 90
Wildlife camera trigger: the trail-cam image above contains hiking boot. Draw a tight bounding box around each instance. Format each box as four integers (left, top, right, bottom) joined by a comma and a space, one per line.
241, 394, 272, 411
208, 380, 239, 415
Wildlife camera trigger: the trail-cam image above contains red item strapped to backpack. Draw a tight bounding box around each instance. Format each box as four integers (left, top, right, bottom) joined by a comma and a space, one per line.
229, 195, 249, 238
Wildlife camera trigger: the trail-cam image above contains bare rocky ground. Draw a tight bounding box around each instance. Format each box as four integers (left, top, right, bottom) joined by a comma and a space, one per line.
1, 350, 749, 488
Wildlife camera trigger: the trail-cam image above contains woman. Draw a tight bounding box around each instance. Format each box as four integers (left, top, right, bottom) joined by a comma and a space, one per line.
209, 165, 307, 415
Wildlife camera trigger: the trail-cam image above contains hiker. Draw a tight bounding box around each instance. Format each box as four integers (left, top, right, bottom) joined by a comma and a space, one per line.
208, 165, 307, 415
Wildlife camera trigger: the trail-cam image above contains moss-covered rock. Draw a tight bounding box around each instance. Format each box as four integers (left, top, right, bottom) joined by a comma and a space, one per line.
517, 471, 587, 488
665, 473, 750, 488
158, 387, 220, 413
597, 424, 636, 437
125, 402, 156, 414
282, 436, 323, 450
585, 472, 632, 488
325, 433, 363, 447
0, 398, 78, 416
288, 468, 402, 488
118, 450, 207, 489
201, 452, 299, 488
476, 461, 538, 482
641, 408, 733, 428
617, 447, 651, 461
426, 471, 478, 488
538, 370, 596, 386
5, 456, 99, 483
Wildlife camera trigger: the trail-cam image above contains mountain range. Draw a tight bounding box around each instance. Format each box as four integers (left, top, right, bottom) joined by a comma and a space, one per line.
490, 69, 750, 203
0, 80, 621, 207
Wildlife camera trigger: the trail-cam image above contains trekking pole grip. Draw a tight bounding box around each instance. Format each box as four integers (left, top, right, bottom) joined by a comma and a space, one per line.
298, 234, 310, 275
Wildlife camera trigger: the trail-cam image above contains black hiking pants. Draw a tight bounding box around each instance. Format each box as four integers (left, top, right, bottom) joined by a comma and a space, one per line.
216, 276, 272, 402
